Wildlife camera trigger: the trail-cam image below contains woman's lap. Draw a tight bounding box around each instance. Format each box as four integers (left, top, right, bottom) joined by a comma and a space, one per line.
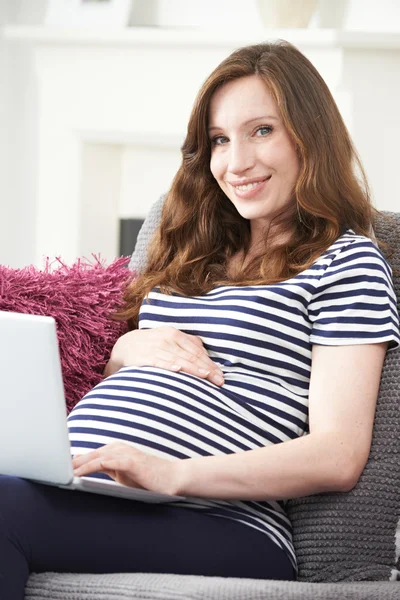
0, 475, 295, 599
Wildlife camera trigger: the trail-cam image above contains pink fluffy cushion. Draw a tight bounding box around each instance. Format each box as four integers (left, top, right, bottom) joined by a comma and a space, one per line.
0, 256, 134, 412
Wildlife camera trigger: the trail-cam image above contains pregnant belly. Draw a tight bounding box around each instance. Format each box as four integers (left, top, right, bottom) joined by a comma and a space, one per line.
67, 366, 273, 463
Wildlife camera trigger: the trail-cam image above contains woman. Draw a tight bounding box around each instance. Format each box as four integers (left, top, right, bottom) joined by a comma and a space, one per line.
1, 41, 399, 597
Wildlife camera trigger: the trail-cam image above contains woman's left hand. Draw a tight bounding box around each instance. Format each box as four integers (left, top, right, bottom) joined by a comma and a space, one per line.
72, 442, 181, 496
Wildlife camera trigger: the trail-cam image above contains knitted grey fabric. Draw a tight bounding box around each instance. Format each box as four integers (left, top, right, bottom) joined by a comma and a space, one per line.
287, 212, 400, 582
128, 194, 165, 273
24, 208, 400, 598
127, 202, 400, 584
24, 572, 400, 600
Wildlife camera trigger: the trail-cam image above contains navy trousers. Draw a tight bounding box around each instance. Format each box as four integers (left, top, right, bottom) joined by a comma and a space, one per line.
0, 475, 295, 599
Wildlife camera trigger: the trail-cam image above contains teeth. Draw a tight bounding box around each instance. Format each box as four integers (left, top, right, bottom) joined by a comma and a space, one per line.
236, 182, 260, 191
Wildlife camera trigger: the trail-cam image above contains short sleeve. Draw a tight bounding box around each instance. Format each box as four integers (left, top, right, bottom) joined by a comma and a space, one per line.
308, 238, 400, 351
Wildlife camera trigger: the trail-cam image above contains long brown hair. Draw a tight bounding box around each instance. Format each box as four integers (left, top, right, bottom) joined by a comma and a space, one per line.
119, 40, 381, 328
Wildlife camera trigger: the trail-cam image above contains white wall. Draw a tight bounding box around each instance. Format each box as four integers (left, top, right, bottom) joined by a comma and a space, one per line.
345, 0, 400, 29
0, 0, 47, 267
130, 0, 262, 28
0, 1, 15, 267
131, 0, 400, 30
1, 0, 400, 267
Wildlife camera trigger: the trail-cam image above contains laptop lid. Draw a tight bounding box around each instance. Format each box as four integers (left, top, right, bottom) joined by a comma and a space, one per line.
0, 311, 74, 485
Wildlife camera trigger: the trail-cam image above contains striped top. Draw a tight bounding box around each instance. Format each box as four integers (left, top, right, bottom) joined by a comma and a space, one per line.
68, 231, 400, 570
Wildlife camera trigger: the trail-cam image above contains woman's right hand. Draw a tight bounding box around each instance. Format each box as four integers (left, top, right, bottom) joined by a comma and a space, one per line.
104, 327, 225, 386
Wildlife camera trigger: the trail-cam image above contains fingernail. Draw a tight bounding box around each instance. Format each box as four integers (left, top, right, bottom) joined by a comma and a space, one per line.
212, 374, 224, 386
198, 368, 210, 376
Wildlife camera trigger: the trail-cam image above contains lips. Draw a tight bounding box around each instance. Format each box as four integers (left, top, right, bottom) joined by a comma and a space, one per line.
229, 176, 271, 189
228, 176, 272, 199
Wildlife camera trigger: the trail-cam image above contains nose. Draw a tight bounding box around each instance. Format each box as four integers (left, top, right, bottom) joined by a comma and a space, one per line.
227, 140, 255, 175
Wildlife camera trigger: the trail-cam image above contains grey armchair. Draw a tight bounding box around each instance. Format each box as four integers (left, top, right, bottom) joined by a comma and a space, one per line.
24, 205, 400, 600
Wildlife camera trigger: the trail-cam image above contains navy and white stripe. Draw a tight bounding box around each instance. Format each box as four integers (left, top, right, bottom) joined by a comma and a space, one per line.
68, 231, 400, 571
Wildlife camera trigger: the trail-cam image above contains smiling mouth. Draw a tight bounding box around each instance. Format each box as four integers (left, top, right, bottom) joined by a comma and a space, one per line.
232, 176, 272, 192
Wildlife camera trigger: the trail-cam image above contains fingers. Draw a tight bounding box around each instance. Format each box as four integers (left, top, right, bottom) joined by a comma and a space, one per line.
100, 457, 132, 473
166, 330, 225, 386
73, 443, 134, 476
73, 443, 170, 492
152, 348, 224, 386
164, 343, 215, 372
100, 464, 145, 489
73, 457, 103, 477
116, 326, 225, 386
180, 335, 210, 358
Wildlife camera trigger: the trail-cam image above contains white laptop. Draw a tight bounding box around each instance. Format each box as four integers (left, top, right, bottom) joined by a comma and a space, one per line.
0, 310, 185, 504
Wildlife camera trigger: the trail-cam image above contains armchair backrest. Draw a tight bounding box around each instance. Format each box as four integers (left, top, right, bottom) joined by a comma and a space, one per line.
130, 201, 400, 583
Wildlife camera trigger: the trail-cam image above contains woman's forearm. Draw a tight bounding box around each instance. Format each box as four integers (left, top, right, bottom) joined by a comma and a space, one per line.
175, 431, 361, 501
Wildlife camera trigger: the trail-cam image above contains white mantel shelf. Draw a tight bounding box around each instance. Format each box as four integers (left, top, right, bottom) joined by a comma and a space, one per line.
4, 25, 400, 50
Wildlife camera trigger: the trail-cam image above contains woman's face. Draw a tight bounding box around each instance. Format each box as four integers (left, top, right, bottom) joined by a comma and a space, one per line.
208, 75, 300, 242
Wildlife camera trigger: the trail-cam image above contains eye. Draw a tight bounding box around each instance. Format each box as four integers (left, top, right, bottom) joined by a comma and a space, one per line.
211, 135, 229, 146
255, 125, 273, 137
